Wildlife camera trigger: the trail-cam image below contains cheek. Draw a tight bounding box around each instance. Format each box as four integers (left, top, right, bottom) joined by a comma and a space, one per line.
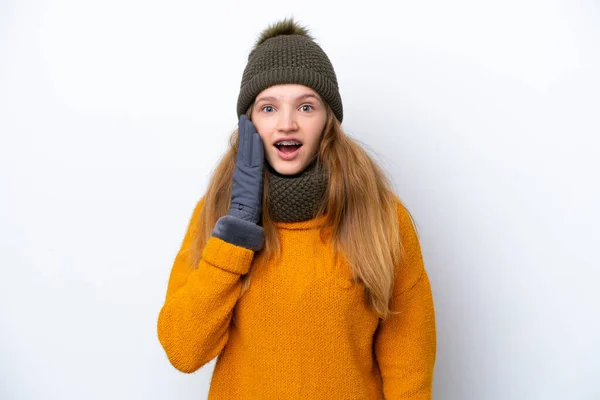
308, 120, 326, 147
250, 119, 268, 144
251, 118, 273, 138
256, 130, 267, 143
305, 136, 322, 156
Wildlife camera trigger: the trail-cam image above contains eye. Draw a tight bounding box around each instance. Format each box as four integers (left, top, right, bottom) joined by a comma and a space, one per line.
300, 104, 313, 112
261, 105, 274, 113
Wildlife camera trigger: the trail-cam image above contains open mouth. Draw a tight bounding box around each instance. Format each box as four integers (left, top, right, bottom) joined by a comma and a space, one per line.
275, 143, 303, 154
274, 142, 303, 160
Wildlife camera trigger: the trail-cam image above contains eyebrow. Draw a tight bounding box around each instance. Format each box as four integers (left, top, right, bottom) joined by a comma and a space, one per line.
255, 93, 322, 104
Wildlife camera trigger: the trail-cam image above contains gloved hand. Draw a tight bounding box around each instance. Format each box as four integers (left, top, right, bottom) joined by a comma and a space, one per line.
228, 115, 264, 224
211, 115, 265, 251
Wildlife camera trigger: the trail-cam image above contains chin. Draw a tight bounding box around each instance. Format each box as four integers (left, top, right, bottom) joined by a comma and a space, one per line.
270, 160, 305, 176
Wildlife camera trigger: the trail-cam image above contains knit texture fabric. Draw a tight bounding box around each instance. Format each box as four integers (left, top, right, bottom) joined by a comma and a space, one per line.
266, 158, 327, 222
157, 197, 436, 399
237, 23, 343, 122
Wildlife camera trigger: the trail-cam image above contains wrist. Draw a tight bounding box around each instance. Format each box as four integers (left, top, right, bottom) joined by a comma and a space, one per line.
229, 204, 260, 224
212, 215, 264, 251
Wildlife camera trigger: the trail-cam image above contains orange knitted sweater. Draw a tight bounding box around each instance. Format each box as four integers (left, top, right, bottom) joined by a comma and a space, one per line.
157, 197, 436, 399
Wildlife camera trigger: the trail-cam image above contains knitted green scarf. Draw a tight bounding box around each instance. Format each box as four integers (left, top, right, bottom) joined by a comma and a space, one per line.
266, 158, 328, 223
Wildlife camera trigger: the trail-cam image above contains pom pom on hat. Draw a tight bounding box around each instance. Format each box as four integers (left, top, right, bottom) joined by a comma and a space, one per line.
253, 17, 314, 49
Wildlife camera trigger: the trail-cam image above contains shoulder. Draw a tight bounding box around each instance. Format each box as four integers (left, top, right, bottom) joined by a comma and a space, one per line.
391, 194, 426, 296
191, 196, 206, 220
179, 196, 207, 249
185, 195, 207, 227
391, 194, 417, 236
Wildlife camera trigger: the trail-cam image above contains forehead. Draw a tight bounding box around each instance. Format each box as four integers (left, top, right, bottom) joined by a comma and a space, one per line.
256, 84, 320, 100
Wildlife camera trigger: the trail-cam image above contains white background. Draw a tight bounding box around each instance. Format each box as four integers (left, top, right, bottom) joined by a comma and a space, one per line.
1, 0, 599, 399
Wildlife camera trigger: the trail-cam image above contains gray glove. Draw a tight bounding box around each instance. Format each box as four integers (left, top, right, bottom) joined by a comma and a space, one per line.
211, 115, 265, 251
228, 115, 264, 223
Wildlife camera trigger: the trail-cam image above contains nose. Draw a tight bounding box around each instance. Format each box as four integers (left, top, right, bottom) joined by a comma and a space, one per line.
277, 108, 298, 133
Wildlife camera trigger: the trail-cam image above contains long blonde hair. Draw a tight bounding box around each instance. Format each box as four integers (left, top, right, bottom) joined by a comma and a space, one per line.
190, 104, 411, 320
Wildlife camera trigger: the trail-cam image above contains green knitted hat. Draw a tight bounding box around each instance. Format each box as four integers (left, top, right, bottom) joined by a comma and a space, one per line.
237, 18, 343, 122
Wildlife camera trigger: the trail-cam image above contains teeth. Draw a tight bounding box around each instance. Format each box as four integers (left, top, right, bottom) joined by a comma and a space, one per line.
276, 141, 301, 146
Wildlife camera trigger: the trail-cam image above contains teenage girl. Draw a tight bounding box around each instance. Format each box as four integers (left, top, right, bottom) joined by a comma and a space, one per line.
157, 18, 436, 399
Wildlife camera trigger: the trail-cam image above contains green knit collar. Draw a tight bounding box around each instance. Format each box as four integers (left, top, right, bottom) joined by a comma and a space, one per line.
265, 158, 328, 223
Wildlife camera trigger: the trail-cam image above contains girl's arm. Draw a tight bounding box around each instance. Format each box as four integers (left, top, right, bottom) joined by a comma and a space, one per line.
374, 203, 437, 399
156, 197, 260, 373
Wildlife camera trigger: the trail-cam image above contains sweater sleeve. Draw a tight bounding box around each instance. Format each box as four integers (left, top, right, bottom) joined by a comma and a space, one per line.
374, 203, 437, 399
157, 198, 256, 373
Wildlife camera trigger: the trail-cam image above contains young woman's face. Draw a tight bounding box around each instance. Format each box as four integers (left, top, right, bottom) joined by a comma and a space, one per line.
251, 84, 327, 176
